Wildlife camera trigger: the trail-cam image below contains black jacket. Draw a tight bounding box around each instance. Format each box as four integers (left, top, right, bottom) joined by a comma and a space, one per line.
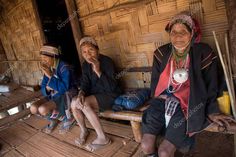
80, 54, 121, 96
150, 43, 220, 133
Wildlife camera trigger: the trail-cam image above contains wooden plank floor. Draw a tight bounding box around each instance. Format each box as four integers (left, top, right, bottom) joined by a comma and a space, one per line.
3, 150, 24, 157
0, 115, 234, 157
0, 138, 11, 156
5, 115, 140, 157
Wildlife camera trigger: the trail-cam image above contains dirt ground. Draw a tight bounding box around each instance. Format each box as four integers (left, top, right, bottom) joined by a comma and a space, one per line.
175, 131, 234, 157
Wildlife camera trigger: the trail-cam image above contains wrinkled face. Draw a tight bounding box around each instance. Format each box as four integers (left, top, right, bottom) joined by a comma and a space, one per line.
40, 55, 54, 67
170, 23, 193, 51
81, 43, 99, 62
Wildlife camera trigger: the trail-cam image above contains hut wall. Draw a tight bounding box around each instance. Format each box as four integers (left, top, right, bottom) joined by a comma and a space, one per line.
0, 39, 10, 79
0, 0, 43, 86
225, 0, 236, 83
76, 0, 229, 88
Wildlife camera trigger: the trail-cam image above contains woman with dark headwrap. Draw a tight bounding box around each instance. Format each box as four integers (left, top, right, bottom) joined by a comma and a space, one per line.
71, 37, 121, 152
141, 12, 234, 157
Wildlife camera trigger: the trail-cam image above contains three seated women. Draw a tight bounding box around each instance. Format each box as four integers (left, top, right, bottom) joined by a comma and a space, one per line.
31, 12, 235, 155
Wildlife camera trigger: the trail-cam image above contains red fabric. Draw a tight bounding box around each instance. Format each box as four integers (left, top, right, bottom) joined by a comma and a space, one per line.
192, 18, 201, 43
154, 56, 190, 116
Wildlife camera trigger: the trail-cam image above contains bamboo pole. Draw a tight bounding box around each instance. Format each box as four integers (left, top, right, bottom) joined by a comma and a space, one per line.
213, 31, 236, 118
225, 33, 233, 81
225, 32, 236, 108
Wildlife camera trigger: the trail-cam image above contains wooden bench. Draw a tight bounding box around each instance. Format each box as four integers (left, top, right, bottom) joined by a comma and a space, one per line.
99, 67, 151, 142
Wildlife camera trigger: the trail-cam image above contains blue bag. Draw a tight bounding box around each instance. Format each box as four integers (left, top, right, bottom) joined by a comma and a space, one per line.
112, 88, 150, 111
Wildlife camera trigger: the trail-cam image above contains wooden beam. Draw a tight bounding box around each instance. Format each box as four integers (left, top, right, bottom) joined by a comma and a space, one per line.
117, 66, 152, 73
79, 0, 155, 21
0, 60, 40, 63
130, 121, 142, 143
99, 110, 142, 122
64, 0, 83, 65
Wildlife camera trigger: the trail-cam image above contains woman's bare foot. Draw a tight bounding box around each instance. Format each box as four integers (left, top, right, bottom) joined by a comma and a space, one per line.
75, 130, 89, 146
92, 136, 110, 144
85, 137, 111, 152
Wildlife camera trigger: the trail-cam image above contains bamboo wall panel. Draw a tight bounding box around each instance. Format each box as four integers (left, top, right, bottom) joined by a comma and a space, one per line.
76, 0, 229, 88
0, 40, 10, 78
225, 0, 236, 81
0, 0, 43, 85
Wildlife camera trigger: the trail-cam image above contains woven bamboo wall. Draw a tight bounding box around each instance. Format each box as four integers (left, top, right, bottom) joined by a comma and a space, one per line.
0, 39, 10, 78
225, 0, 236, 81
0, 0, 43, 85
76, 0, 229, 88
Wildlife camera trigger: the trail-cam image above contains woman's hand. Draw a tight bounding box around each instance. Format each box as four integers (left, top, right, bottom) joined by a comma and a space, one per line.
208, 113, 236, 127
40, 62, 52, 78
46, 85, 53, 92
75, 90, 85, 109
87, 57, 101, 77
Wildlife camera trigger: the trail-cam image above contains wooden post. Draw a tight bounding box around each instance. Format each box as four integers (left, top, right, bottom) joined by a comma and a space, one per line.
64, 0, 83, 65
130, 121, 142, 143
225, 1, 236, 156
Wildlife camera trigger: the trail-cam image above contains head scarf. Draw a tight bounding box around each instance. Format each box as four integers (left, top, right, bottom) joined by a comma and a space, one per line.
165, 11, 202, 43
40, 45, 60, 58
79, 37, 98, 47
165, 11, 195, 32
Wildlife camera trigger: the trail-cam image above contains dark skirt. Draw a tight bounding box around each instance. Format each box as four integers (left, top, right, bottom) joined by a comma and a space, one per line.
142, 98, 195, 153
52, 89, 78, 119
94, 93, 118, 112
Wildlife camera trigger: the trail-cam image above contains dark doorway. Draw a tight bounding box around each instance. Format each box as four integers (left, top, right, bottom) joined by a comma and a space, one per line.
35, 0, 81, 76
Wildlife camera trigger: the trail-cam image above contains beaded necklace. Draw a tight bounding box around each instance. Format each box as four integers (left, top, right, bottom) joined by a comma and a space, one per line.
167, 46, 190, 93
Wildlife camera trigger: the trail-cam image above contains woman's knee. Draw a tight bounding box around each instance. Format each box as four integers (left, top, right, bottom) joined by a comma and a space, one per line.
71, 98, 78, 110
30, 104, 39, 114
158, 140, 176, 157
82, 101, 92, 111
158, 148, 170, 157
141, 134, 157, 155
38, 106, 49, 116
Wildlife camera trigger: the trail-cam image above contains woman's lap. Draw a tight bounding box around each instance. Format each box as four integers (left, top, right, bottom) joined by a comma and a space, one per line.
93, 93, 117, 112
142, 98, 195, 152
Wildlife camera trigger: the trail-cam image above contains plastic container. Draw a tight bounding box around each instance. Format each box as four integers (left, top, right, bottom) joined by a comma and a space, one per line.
217, 91, 231, 115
